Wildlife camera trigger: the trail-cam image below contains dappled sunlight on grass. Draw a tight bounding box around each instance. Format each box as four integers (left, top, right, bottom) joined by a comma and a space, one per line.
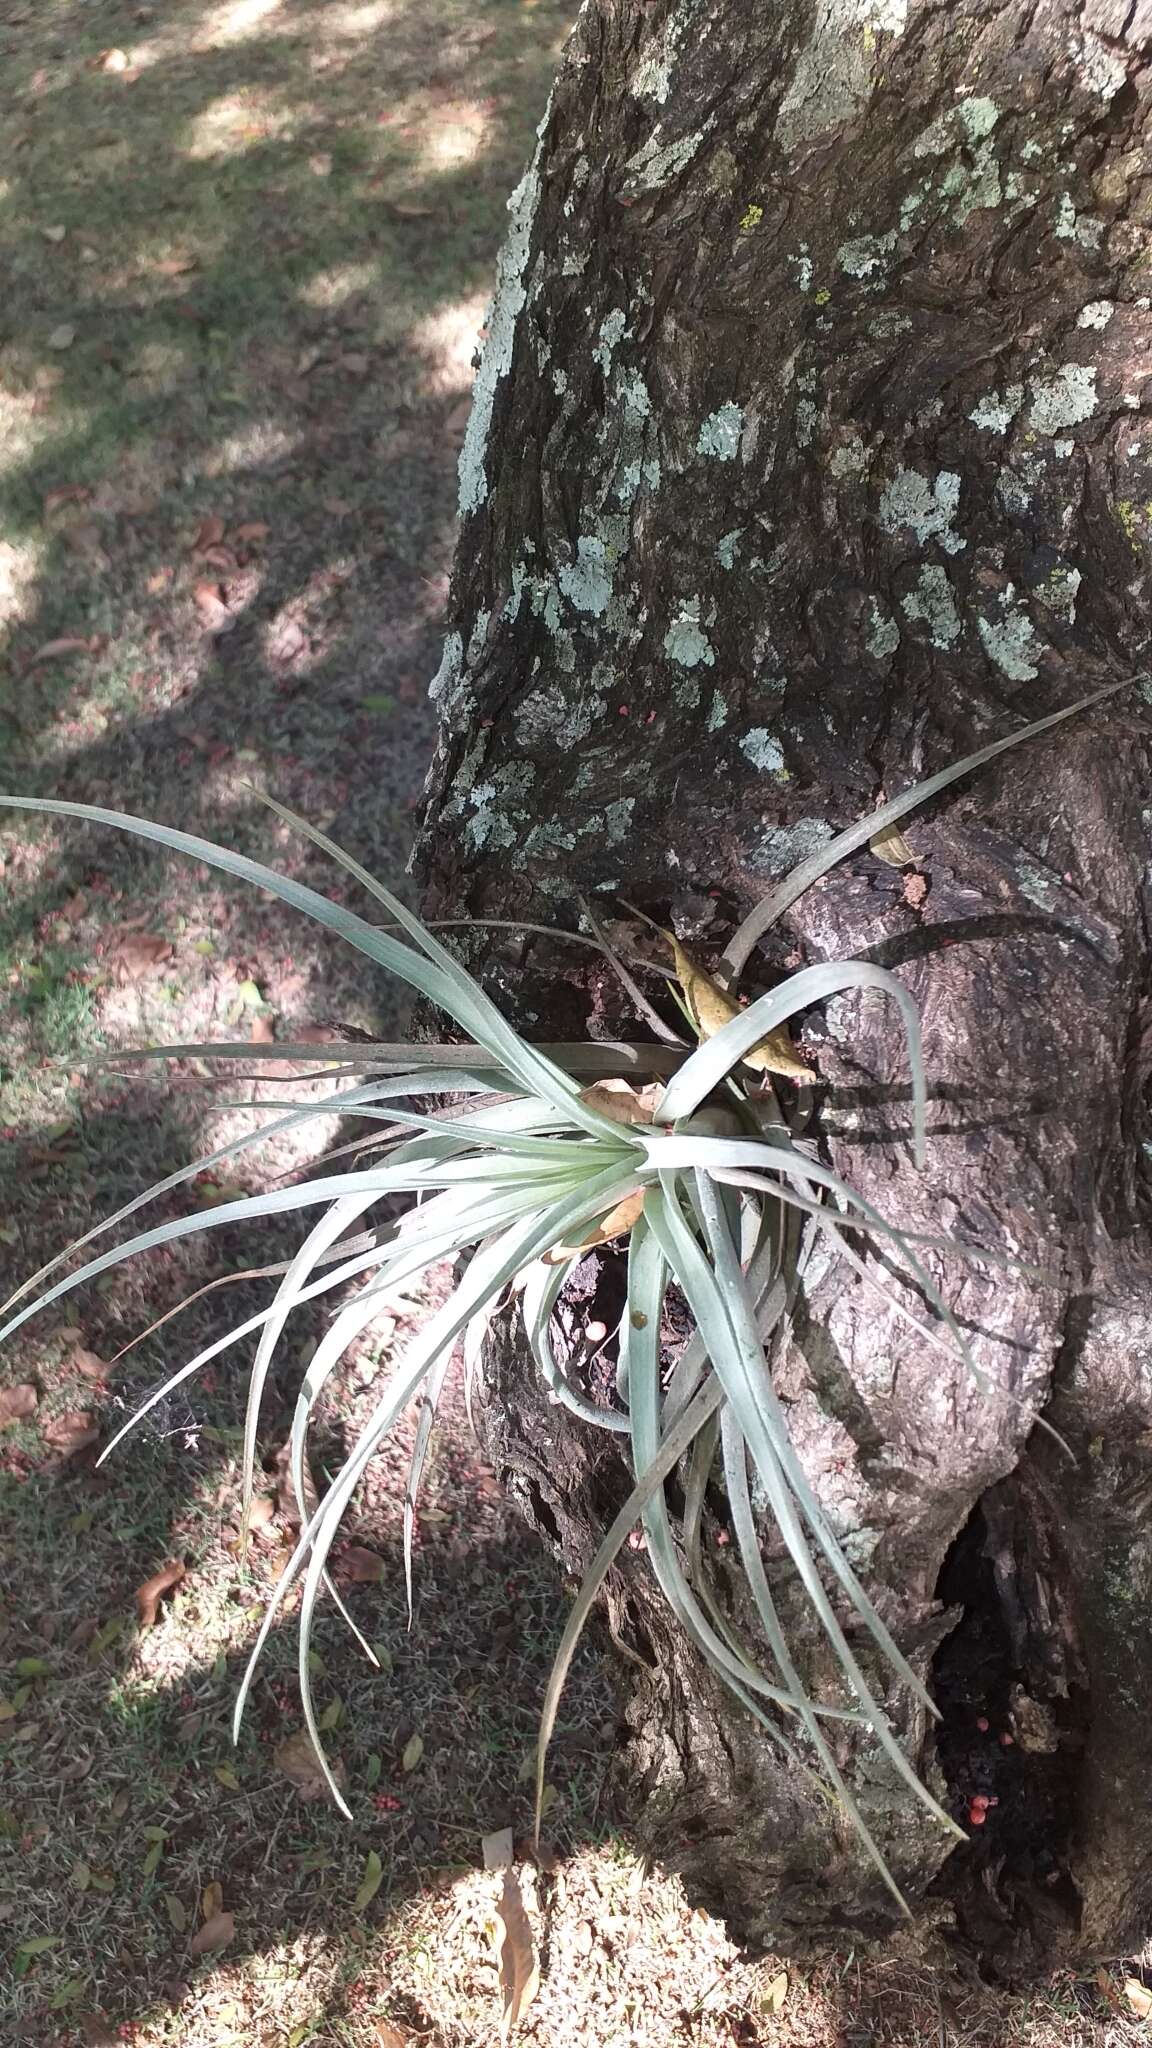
298, 257, 382, 309
419, 102, 493, 173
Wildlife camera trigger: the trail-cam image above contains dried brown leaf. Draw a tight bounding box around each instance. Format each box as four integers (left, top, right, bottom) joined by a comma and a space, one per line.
232, 521, 269, 544
41, 1410, 98, 1456
135, 1559, 186, 1628
495, 1866, 539, 2038
108, 931, 172, 976
274, 1727, 346, 1802
71, 1346, 110, 1381
43, 485, 92, 517
0, 1384, 38, 1428
154, 254, 197, 277
760, 1969, 789, 2015
193, 580, 237, 635
870, 822, 918, 867
28, 636, 91, 663
190, 515, 226, 552
189, 1909, 234, 1958
249, 1013, 276, 1044
340, 1545, 384, 1584
200, 1881, 223, 1920
1125, 1978, 1152, 2021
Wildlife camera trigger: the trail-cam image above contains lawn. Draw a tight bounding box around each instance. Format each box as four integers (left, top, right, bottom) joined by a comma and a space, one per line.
1, 1, 1149, 2044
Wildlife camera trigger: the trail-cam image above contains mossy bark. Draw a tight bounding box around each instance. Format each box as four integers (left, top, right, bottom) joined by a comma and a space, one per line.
414, 0, 1152, 1963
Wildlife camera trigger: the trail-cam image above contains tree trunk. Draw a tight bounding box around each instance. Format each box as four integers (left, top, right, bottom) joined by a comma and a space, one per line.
413, 0, 1152, 1968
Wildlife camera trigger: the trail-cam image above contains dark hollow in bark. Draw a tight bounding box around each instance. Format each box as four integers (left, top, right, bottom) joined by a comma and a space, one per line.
414, 0, 1152, 1966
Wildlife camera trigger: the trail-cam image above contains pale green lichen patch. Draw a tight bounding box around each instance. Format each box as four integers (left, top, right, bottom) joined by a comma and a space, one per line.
957, 96, 1000, 142
968, 385, 1022, 434
879, 467, 964, 553
837, 231, 897, 277
632, 7, 685, 103
1054, 192, 1102, 248
976, 585, 1043, 680
1028, 363, 1098, 434
558, 535, 613, 616
428, 629, 465, 711
740, 729, 787, 775
829, 434, 869, 478
626, 124, 708, 193
515, 682, 604, 751
697, 402, 745, 460
715, 529, 743, 569
593, 308, 629, 377
1077, 299, 1114, 330
604, 797, 635, 844
865, 597, 900, 659
749, 817, 835, 875
663, 597, 715, 669
707, 689, 729, 730
901, 564, 960, 647
458, 128, 546, 517
1037, 562, 1081, 621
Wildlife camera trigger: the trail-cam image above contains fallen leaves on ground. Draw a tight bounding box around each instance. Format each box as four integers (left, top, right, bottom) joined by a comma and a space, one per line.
232, 521, 269, 544
760, 1970, 789, 2015
249, 1013, 276, 1044
340, 1545, 384, 1584
400, 1733, 424, 1773
1124, 1978, 1152, 2020
41, 1410, 99, 1457
354, 1850, 384, 1912
189, 515, 226, 553
0, 1384, 38, 1428
28, 636, 93, 663
193, 581, 238, 635
43, 485, 91, 518
153, 254, 198, 277
107, 931, 173, 976
47, 324, 76, 351
869, 822, 918, 866
135, 1559, 186, 1628
189, 1909, 234, 1958
201, 1881, 223, 1921
495, 1866, 539, 2038
70, 1346, 111, 1381
274, 1727, 346, 1802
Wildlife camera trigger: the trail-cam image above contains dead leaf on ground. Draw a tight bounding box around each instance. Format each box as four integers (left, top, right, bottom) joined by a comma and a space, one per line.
0, 1384, 39, 1428
337, 352, 369, 377
189, 1909, 234, 1958
869, 822, 918, 866
370, 2024, 410, 2048
354, 1849, 384, 1912
189, 515, 226, 552
760, 1969, 789, 2015
107, 931, 173, 976
1125, 1978, 1152, 2020
47, 323, 76, 351
42, 225, 68, 243
388, 201, 435, 220
495, 1866, 539, 2038
400, 1733, 424, 1772
274, 1727, 346, 1802
41, 1410, 98, 1457
135, 1559, 186, 1628
71, 1346, 110, 1381
193, 580, 237, 635
340, 1545, 384, 1584
201, 1880, 223, 1921
249, 1013, 276, 1044
77, 2017, 118, 2048
153, 255, 198, 277
60, 520, 111, 571
232, 521, 269, 544
28, 636, 92, 664
43, 485, 91, 518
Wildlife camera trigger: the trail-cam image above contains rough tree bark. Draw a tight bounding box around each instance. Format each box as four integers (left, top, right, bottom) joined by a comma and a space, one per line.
413, 0, 1152, 1967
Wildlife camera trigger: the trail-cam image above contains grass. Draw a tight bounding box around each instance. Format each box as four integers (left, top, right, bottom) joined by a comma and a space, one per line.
0, 1, 1150, 2044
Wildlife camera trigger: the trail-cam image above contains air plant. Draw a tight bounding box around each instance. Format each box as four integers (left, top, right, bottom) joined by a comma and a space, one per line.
0, 679, 1121, 1912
